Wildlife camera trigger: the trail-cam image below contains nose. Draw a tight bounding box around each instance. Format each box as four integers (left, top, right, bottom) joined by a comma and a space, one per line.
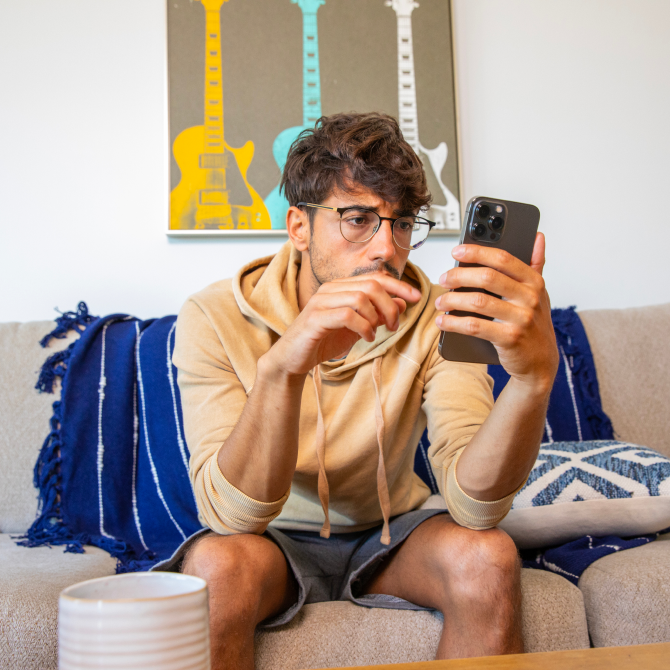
367, 218, 397, 262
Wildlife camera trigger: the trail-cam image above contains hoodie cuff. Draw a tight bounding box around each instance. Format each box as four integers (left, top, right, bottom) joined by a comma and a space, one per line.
204, 455, 289, 533
444, 450, 524, 530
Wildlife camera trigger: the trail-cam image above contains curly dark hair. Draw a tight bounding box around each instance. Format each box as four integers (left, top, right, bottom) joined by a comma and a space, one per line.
280, 112, 432, 218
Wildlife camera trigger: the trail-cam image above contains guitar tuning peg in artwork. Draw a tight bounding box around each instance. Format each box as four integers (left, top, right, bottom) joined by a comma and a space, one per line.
386, 1, 420, 16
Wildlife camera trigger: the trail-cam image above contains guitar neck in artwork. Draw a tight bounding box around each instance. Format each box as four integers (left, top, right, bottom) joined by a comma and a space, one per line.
390, 3, 420, 150
386, 0, 460, 230
169, 0, 271, 231
202, 5, 226, 159
301, 1, 324, 125
264, 0, 325, 230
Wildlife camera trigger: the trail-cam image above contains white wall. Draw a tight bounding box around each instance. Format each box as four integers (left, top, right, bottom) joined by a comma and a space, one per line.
1, 0, 668, 323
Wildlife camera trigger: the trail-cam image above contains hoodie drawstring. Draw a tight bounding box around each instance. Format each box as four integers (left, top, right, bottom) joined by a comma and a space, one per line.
312, 358, 392, 545
372, 357, 392, 545
312, 365, 330, 538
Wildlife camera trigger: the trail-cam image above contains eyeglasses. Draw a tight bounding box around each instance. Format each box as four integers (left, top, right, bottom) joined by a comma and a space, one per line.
297, 202, 436, 251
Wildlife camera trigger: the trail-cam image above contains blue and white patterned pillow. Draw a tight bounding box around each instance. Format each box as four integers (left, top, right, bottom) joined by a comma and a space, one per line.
498, 440, 670, 548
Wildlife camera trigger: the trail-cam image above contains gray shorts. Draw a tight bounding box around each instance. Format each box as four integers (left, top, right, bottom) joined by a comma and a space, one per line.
153, 508, 448, 628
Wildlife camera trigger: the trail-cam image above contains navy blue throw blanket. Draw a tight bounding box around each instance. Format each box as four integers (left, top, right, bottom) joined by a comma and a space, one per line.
21, 303, 650, 582
20, 304, 201, 571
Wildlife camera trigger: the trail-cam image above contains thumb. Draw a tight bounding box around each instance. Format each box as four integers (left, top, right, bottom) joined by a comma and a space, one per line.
530, 232, 546, 276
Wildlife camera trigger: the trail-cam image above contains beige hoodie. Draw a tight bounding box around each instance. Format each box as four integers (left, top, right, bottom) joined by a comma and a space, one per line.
173, 241, 520, 542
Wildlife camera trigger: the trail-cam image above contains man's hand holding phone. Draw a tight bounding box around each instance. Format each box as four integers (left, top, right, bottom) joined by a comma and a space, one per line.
435, 233, 559, 392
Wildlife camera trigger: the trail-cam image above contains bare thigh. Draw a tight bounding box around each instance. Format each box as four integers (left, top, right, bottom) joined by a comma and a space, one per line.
363, 515, 521, 611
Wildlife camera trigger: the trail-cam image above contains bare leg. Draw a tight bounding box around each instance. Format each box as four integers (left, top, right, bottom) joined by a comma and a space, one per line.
363, 515, 523, 659
182, 533, 297, 670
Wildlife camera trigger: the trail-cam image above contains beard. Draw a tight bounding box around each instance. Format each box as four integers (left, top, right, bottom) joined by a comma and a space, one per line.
308, 236, 402, 292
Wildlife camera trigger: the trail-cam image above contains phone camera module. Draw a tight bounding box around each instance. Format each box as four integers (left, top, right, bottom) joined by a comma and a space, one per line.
489, 216, 504, 231
475, 204, 490, 219
472, 223, 486, 238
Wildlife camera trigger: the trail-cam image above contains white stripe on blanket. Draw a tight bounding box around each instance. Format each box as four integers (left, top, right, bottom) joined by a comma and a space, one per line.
132, 323, 149, 551
97, 321, 114, 539
560, 345, 583, 441
167, 322, 190, 475
136, 327, 187, 541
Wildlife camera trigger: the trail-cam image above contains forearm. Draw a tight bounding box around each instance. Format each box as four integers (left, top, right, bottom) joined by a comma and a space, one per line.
216, 352, 307, 502
455, 377, 552, 501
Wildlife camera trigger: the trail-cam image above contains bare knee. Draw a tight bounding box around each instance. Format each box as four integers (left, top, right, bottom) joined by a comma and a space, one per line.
182, 533, 279, 606
441, 526, 520, 602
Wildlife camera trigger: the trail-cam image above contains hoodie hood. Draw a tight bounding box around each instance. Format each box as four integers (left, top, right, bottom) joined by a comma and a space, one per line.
232, 240, 433, 377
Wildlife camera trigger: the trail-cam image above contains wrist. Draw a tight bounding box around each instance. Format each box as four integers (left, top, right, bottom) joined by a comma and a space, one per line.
257, 349, 309, 388
506, 372, 555, 399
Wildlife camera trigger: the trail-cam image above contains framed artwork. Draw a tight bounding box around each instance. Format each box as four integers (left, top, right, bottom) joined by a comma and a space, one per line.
166, 0, 462, 237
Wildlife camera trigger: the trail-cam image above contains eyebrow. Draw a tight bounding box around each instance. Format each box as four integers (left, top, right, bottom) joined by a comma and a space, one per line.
343, 203, 415, 218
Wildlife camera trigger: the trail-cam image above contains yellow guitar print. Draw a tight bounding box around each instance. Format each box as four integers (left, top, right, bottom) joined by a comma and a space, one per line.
170, 0, 270, 230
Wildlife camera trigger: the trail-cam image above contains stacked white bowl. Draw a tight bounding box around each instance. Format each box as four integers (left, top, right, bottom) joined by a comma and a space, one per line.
59, 573, 210, 670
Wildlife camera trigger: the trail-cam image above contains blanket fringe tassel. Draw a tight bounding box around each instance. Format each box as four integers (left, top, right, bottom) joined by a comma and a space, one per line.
15, 303, 157, 573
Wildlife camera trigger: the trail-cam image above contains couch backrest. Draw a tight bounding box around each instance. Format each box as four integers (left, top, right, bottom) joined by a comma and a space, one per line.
579, 303, 670, 459
2, 304, 668, 533
0, 322, 79, 533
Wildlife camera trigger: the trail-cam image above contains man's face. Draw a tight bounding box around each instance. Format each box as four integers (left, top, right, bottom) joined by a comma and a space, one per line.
306, 186, 412, 290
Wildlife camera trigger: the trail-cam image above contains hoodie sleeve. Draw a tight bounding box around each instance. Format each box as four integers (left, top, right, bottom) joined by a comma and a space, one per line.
421, 345, 522, 530
173, 297, 289, 535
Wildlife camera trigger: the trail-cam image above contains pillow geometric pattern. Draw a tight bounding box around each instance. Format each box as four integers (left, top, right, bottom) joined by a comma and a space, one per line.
498, 440, 670, 550
513, 440, 670, 509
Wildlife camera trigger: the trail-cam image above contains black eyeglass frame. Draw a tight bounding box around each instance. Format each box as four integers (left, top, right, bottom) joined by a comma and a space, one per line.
296, 202, 436, 250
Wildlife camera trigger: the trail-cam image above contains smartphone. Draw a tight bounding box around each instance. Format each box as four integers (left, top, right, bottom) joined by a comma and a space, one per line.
438, 196, 541, 365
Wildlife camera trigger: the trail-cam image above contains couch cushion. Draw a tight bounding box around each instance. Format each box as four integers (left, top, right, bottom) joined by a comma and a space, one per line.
579, 303, 670, 459
0, 538, 588, 670
254, 568, 589, 669
0, 321, 78, 534
0, 533, 117, 670
578, 533, 670, 647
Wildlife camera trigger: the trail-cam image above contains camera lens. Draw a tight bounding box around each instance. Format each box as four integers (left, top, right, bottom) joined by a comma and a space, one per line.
489, 216, 504, 231
472, 223, 486, 238
475, 204, 490, 219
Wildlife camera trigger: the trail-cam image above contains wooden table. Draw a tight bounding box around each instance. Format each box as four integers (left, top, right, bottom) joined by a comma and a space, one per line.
330, 643, 670, 669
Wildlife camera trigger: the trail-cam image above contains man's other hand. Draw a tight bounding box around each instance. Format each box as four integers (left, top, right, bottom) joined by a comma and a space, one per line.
266, 272, 422, 378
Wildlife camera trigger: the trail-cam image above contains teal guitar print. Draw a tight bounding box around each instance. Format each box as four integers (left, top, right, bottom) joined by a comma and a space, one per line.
265, 0, 325, 229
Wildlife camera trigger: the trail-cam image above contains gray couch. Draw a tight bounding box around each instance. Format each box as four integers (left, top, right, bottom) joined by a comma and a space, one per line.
1, 304, 669, 669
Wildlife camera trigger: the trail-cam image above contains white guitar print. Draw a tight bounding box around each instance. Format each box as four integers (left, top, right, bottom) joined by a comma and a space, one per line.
386, 0, 461, 230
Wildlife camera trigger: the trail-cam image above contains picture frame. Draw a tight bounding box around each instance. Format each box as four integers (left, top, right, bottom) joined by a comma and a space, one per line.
166, 0, 463, 237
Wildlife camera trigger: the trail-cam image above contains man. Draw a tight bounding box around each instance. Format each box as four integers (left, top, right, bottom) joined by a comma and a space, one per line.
158, 112, 559, 669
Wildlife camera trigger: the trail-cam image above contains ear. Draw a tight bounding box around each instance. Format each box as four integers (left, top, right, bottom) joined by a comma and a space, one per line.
287, 206, 310, 252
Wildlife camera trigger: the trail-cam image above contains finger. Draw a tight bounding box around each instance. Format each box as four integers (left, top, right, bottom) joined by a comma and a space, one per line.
439, 266, 534, 304
334, 273, 422, 304
313, 291, 380, 330
530, 232, 546, 276
435, 313, 520, 349
319, 307, 377, 342
392, 297, 407, 316
436, 289, 530, 325
323, 278, 403, 330
450, 244, 540, 287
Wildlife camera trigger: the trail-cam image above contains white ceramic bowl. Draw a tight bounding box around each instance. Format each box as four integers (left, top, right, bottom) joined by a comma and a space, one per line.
59, 572, 210, 670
